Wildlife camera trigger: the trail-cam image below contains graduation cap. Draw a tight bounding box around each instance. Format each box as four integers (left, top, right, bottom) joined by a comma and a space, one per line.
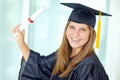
61, 3, 112, 48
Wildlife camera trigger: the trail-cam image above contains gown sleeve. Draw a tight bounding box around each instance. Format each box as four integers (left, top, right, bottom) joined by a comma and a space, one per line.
19, 50, 56, 80
71, 63, 109, 80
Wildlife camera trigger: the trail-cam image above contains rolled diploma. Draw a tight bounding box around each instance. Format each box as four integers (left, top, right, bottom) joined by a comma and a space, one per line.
14, 6, 45, 37
20, 6, 45, 31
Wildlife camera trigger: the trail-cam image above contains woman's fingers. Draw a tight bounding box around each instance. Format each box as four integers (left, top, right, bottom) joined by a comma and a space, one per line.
12, 24, 26, 45
22, 29, 25, 38
12, 24, 25, 37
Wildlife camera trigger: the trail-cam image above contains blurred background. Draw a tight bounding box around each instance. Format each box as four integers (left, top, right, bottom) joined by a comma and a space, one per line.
0, 0, 120, 80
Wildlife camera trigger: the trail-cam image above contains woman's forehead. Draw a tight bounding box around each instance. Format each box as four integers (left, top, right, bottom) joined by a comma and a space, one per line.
69, 21, 89, 28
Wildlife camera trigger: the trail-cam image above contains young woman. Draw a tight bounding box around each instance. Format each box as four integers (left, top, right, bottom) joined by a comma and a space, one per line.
13, 3, 111, 80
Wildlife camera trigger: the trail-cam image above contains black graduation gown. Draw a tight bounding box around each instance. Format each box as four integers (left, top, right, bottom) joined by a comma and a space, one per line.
18, 50, 109, 80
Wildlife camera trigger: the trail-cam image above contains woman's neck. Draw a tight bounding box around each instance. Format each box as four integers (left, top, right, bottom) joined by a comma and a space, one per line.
70, 47, 82, 58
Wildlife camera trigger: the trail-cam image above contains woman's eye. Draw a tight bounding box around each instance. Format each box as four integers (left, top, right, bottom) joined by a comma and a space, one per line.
80, 28, 86, 31
69, 26, 74, 29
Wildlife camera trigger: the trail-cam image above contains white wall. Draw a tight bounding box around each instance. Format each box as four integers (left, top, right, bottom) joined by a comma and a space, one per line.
0, 0, 23, 80
105, 0, 120, 80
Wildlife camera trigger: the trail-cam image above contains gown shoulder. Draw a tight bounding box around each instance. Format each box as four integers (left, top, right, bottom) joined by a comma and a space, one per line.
70, 54, 109, 80
19, 49, 57, 80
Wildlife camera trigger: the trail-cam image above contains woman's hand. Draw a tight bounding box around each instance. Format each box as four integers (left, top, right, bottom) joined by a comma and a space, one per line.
12, 24, 30, 61
12, 24, 25, 46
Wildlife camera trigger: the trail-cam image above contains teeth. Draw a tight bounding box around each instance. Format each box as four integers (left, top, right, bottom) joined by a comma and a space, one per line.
73, 39, 79, 40
72, 38, 80, 41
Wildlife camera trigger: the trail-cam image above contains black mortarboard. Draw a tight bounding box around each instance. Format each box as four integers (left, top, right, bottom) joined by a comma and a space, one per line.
61, 3, 112, 48
61, 3, 111, 28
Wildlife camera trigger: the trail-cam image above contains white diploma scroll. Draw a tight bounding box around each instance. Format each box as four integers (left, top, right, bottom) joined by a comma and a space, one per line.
14, 6, 45, 37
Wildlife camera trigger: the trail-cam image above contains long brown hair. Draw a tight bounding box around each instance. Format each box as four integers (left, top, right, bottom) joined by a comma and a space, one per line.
52, 21, 96, 78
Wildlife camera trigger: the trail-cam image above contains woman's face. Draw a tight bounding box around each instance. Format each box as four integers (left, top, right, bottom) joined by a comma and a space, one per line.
66, 21, 90, 49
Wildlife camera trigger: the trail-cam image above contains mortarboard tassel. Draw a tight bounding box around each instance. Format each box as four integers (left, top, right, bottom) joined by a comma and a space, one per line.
96, 11, 101, 48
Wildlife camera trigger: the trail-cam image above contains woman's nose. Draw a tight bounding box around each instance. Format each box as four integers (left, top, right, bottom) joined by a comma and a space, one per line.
73, 30, 80, 35
72, 31, 80, 37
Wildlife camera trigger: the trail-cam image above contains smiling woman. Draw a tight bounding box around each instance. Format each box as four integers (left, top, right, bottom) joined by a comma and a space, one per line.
12, 2, 111, 80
